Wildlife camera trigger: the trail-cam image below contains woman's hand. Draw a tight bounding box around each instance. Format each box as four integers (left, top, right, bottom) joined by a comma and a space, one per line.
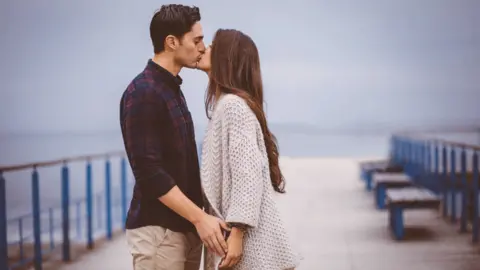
219, 227, 244, 269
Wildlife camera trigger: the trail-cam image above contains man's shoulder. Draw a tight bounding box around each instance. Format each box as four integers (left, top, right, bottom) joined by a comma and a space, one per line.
125, 71, 155, 93
123, 71, 169, 102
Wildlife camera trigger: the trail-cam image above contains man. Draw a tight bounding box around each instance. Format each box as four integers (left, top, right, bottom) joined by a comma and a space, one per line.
119, 5, 229, 269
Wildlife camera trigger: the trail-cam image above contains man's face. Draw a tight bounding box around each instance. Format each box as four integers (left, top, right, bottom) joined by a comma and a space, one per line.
174, 22, 205, 69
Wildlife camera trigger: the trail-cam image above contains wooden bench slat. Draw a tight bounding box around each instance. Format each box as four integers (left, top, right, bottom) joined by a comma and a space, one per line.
386, 187, 439, 203
360, 162, 390, 170
373, 173, 411, 184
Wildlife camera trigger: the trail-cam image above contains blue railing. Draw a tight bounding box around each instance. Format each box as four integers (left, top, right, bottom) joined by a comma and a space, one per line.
0, 151, 133, 270
390, 134, 479, 243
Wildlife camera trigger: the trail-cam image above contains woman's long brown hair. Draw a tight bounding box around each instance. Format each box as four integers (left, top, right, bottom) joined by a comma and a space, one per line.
205, 29, 285, 193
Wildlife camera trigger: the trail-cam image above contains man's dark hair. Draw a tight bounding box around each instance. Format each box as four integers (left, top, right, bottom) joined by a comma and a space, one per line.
150, 4, 201, 54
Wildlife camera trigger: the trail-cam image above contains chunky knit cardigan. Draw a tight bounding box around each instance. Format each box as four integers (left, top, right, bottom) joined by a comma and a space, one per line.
200, 94, 299, 270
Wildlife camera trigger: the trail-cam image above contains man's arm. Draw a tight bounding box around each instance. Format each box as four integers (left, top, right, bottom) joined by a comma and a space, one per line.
122, 91, 177, 201
122, 89, 228, 255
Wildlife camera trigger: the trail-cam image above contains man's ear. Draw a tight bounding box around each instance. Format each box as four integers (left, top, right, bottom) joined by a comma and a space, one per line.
165, 35, 177, 51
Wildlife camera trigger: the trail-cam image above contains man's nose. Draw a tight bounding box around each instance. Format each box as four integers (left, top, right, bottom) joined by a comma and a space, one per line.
198, 43, 206, 53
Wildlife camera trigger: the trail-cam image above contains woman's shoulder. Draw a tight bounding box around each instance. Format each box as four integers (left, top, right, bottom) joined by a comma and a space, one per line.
216, 94, 253, 117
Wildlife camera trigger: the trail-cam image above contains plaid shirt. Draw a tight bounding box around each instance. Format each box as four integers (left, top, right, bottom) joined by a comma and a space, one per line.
120, 59, 202, 232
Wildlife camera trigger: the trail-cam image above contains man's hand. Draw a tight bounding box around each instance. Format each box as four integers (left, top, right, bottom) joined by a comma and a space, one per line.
193, 213, 230, 257
219, 228, 244, 269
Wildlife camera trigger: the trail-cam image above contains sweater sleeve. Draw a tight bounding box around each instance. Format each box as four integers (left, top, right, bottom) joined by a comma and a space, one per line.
222, 99, 264, 228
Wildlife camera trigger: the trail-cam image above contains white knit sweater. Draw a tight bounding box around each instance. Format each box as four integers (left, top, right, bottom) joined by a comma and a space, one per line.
200, 94, 299, 270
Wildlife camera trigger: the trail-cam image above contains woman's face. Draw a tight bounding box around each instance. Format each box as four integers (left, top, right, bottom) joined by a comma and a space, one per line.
196, 45, 211, 73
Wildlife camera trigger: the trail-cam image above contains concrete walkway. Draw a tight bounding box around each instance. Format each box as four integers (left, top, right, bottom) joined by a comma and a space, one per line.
57, 157, 480, 270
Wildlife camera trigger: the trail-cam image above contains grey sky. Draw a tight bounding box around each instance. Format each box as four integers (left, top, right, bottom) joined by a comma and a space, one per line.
1, 0, 479, 133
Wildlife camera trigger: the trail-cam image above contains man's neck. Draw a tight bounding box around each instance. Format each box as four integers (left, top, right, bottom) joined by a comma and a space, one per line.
152, 53, 182, 76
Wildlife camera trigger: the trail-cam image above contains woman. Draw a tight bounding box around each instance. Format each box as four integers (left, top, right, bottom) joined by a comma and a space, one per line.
197, 29, 299, 270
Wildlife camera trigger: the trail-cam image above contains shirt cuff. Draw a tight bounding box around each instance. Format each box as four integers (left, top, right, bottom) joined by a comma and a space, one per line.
139, 171, 176, 200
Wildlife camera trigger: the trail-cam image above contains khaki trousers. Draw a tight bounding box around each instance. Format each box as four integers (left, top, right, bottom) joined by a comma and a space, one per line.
126, 225, 202, 270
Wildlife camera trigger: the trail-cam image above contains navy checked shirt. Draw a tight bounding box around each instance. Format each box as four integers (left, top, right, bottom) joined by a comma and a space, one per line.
120, 59, 203, 232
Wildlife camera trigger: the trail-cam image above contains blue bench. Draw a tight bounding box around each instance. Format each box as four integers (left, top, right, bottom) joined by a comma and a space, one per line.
386, 187, 441, 240
373, 173, 413, 209
359, 160, 404, 191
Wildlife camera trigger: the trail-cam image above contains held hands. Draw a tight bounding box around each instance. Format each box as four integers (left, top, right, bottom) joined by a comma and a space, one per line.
193, 213, 230, 257
219, 228, 244, 269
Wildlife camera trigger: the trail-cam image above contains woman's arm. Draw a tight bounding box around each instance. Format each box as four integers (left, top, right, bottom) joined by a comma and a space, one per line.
219, 98, 265, 268
222, 98, 264, 228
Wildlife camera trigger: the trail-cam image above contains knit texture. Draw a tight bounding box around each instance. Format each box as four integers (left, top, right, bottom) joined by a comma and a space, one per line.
201, 94, 299, 270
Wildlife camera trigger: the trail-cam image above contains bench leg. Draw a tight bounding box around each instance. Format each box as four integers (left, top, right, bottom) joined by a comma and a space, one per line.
389, 206, 404, 240
375, 184, 386, 209
361, 169, 366, 182
473, 181, 479, 243
450, 190, 457, 224
388, 207, 394, 229
442, 185, 448, 218
366, 172, 373, 191
460, 188, 468, 233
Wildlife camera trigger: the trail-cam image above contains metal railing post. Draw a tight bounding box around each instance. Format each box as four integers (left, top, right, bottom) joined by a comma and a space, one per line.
32, 168, 42, 270
442, 145, 448, 217
434, 143, 439, 194
105, 158, 112, 240
61, 164, 71, 261
472, 152, 479, 243
0, 172, 8, 270
121, 157, 128, 230
86, 161, 94, 249
450, 148, 457, 223
460, 147, 468, 233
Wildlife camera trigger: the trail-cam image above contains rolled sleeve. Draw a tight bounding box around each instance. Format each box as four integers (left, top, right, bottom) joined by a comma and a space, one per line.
122, 90, 176, 200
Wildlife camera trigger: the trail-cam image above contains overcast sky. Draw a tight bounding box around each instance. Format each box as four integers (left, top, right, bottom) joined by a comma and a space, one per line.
1, 0, 479, 133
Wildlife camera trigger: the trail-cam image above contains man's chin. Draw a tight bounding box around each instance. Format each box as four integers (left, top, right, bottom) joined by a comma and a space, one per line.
183, 63, 198, 70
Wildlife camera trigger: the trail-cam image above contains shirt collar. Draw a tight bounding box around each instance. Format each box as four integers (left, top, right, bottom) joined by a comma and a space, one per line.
146, 59, 183, 89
